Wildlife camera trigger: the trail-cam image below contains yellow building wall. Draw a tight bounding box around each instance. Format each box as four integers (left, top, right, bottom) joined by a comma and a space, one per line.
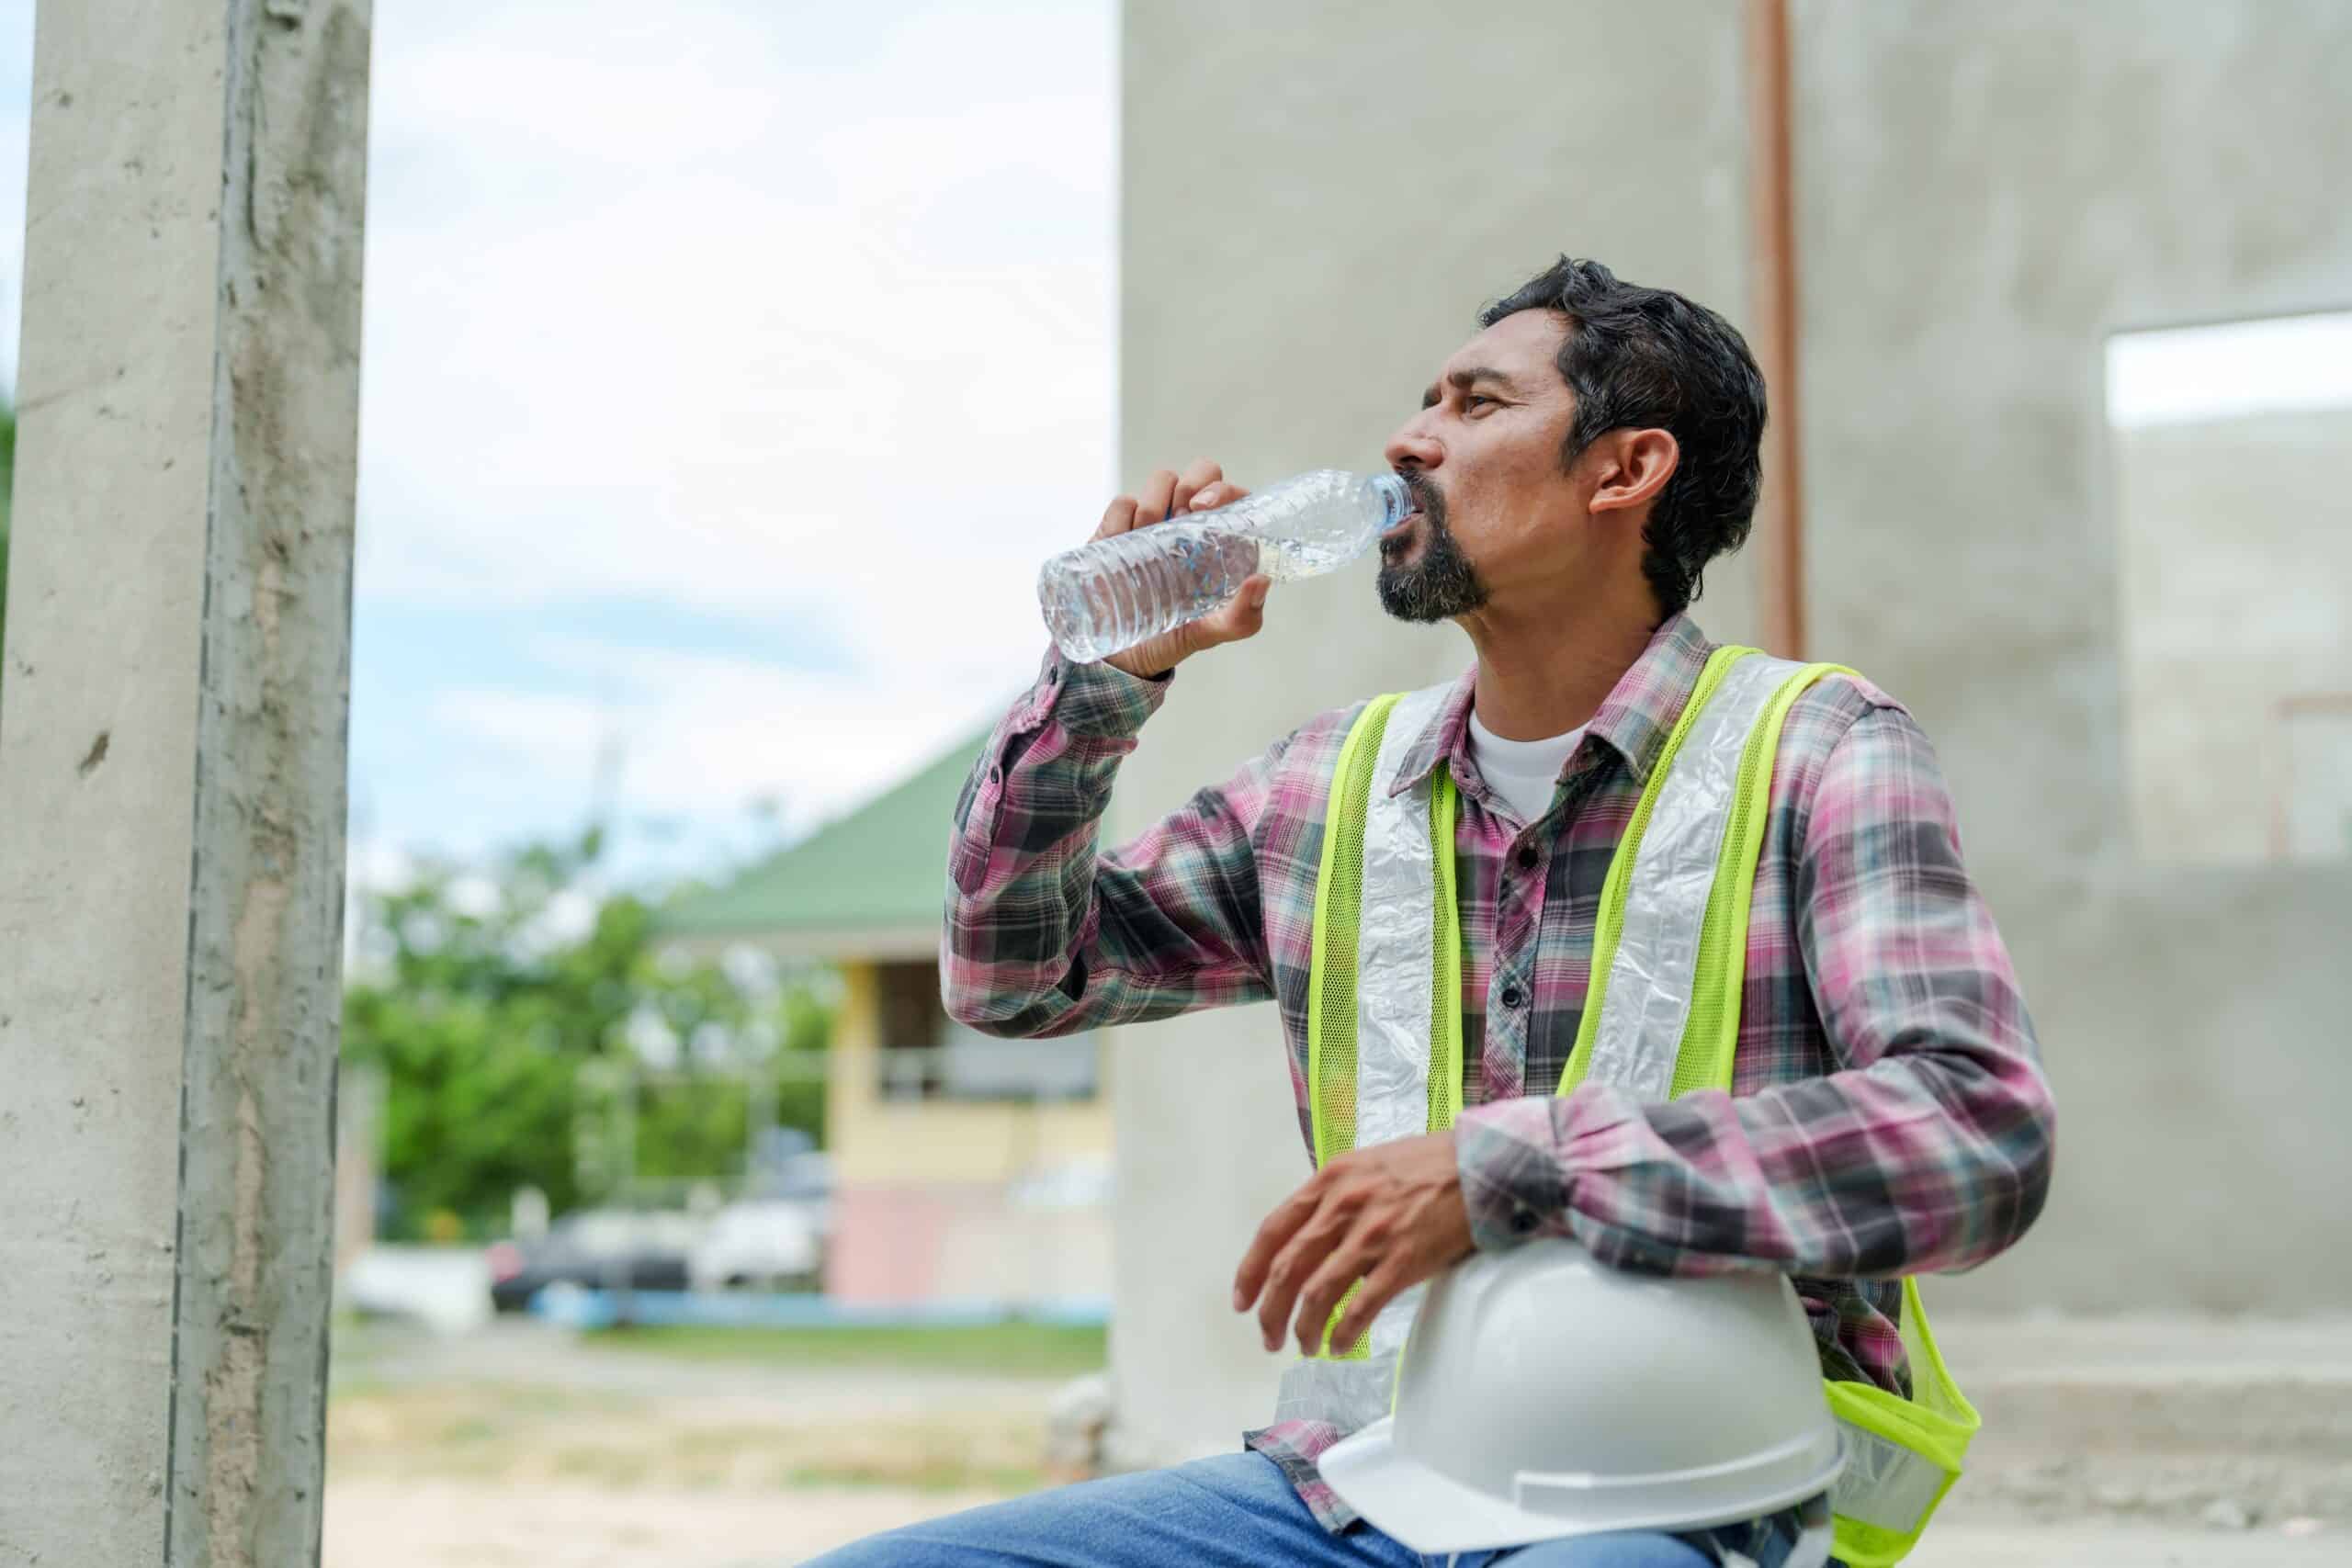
827, 961, 1113, 1188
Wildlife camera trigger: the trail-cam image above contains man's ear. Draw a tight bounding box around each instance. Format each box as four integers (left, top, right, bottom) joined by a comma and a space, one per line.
1586, 428, 1679, 515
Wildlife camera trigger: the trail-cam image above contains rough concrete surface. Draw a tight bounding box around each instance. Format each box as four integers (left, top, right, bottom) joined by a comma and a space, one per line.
167, 3, 371, 1563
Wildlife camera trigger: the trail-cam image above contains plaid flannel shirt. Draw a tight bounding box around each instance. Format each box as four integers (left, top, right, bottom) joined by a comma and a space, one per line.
943, 612, 2055, 1533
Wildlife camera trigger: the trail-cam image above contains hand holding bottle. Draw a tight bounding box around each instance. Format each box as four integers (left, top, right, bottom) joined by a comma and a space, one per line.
1091, 459, 1267, 681
1043, 460, 1410, 675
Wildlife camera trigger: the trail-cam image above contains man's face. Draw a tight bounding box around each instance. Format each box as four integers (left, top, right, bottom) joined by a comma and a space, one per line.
1376, 310, 1584, 624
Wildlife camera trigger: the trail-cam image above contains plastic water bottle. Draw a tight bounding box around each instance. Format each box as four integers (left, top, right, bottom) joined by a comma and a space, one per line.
1038, 469, 1412, 663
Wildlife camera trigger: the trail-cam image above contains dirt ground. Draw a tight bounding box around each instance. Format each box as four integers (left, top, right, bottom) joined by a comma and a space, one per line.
323, 1320, 1064, 1566
322, 1316, 2349, 1568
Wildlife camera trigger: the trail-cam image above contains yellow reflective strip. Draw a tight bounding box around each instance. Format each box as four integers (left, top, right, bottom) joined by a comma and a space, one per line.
1426, 768, 1463, 1133
1318, 1280, 1369, 1359
1306, 694, 1401, 1362
1899, 1277, 1983, 1443
1828, 1510, 1925, 1568
1558, 646, 1758, 1096
1307, 694, 1398, 1169
1672, 661, 1858, 1100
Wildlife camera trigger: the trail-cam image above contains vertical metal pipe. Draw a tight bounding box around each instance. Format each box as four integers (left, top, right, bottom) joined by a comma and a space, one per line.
1746, 0, 1806, 659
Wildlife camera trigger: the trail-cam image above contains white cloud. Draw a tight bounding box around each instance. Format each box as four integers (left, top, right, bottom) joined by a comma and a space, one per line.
432, 637, 1008, 836
356, 0, 1118, 701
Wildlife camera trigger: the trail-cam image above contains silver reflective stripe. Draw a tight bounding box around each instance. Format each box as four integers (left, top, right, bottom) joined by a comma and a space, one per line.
1352, 682, 1453, 1153
1276, 682, 1452, 1436
1275, 1340, 1400, 1430
1829, 1418, 1950, 1534
1585, 654, 1800, 1099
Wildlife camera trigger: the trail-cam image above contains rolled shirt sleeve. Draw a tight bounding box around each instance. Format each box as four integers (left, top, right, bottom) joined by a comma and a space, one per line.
941, 648, 1287, 1037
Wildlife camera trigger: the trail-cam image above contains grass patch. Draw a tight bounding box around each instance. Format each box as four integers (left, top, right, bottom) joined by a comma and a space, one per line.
577, 1320, 1107, 1379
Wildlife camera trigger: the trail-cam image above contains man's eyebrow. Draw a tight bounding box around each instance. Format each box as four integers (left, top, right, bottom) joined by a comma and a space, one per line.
1451, 367, 1522, 394
1422, 367, 1525, 408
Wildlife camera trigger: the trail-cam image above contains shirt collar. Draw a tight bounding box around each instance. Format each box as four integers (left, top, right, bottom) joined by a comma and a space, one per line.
1386, 612, 1717, 798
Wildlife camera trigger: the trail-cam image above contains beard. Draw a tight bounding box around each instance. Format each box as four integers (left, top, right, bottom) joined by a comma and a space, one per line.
1376, 474, 1489, 623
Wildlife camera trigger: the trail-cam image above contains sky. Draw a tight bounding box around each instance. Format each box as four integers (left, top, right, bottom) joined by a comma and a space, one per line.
0, 0, 1115, 886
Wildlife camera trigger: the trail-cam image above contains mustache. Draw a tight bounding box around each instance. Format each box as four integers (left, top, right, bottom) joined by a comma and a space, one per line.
1397, 469, 1446, 527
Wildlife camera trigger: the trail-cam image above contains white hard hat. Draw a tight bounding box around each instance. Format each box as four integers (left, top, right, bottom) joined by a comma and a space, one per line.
1318, 1238, 1844, 1554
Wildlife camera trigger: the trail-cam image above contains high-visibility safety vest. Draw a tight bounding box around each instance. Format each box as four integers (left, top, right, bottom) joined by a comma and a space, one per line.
1275, 646, 1981, 1568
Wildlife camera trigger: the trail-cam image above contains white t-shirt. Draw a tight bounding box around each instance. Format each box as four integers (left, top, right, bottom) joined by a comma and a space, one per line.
1465, 707, 1587, 825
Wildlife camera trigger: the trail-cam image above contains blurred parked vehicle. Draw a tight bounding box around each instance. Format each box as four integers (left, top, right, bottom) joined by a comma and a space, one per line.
687, 1199, 823, 1292
761, 1149, 836, 1239
486, 1208, 702, 1313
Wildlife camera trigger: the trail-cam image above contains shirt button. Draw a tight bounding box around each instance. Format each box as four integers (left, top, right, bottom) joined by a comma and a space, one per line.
1500, 984, 1525, 1010
1514, 846, 1539, 873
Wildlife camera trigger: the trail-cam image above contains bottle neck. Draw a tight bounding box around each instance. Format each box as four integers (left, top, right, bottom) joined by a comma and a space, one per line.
1369, 471, 1411, 530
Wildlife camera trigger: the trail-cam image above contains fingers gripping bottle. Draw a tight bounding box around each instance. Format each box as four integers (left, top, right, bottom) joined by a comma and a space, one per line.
1038, 469, 1412, 663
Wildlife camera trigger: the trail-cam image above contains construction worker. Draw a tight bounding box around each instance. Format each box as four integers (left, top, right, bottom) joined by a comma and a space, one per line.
810, 256, 2054, 1566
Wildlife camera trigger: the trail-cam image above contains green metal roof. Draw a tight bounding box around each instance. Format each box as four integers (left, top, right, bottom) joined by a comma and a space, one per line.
658, 728, 988, 951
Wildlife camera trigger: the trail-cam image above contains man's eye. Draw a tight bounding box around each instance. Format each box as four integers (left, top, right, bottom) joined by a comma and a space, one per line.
1464, 395, 1498, 411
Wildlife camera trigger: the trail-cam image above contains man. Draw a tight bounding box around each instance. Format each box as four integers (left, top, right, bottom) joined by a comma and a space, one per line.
813, 257, 2054, 1566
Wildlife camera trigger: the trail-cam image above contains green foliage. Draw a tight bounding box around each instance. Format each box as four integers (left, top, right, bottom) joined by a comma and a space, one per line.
342, 829, 832, 1239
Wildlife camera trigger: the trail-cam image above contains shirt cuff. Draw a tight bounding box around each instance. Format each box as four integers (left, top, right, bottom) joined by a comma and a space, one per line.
1453, 1096, 1573, 1252
1027, 645, 1172, 739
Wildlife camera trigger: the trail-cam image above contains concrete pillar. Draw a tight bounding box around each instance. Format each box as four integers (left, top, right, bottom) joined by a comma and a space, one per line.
0, 2, 370, 1563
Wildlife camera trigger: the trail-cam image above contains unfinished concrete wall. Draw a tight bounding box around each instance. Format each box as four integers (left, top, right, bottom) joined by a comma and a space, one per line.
1108, 0, 2352, 1465
1109, 0, 1755, 1467
2109, 408, 2352, 865
1791, 0, 2352, 1312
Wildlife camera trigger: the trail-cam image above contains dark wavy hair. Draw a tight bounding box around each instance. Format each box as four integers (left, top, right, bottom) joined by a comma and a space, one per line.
1480, 257, 1767, 617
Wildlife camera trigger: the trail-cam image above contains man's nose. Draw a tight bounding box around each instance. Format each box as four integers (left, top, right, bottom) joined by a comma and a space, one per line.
1384, 414, 1441, 474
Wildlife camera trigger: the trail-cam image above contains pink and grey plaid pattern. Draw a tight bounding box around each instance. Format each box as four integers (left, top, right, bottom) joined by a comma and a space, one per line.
943, 613, 2055, 1533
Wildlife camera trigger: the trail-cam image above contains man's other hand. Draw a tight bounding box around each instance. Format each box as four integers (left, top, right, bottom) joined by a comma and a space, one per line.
1230, 1130, 1476, 1357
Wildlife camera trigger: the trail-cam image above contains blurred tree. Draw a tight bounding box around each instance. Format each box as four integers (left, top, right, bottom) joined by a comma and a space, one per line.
342, 829, 831, 1239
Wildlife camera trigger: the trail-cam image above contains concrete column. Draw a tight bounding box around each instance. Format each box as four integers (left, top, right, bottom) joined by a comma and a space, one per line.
0, 2, 370, 1563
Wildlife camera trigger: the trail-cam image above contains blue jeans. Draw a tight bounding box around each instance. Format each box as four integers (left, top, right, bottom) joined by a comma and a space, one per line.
803, 1451, 1827, 1567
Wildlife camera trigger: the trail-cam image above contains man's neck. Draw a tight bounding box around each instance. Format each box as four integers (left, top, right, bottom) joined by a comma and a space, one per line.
1460, 589, 1662, 742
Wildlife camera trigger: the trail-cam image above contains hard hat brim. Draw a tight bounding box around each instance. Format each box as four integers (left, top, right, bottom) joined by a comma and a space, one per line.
1320, 1416, 1846, 1555
1320, 1416, 1585, 1553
